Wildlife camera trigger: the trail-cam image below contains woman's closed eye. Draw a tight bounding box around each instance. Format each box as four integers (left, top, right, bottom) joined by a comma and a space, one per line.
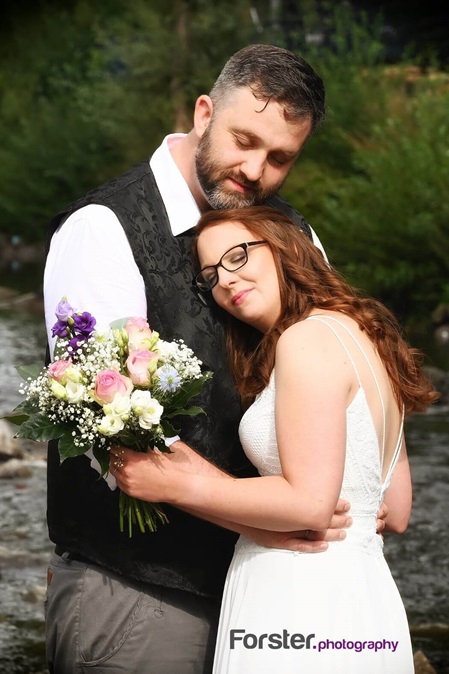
226, 251, 246, 266
202, 268, 217, 283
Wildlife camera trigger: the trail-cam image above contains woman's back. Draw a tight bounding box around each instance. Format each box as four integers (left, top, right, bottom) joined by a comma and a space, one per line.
213, 311, 414, 673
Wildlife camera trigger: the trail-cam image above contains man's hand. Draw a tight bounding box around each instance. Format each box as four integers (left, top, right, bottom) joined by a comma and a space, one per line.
246, 499, 352, 553
376, 501, 388, 536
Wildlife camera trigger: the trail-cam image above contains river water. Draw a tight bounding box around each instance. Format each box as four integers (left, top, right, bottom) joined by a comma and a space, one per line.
0, 312, 448, 673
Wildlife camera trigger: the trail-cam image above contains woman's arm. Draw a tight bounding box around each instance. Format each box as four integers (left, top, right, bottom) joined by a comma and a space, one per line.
114, 320, 352, 532
121, 438, 350, 551
382, 439, 412, 533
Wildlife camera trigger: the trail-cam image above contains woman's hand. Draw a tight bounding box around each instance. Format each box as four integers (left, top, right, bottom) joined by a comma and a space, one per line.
110, 446, 178, 502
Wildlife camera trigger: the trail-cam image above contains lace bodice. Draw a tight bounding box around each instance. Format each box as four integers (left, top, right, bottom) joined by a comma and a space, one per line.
238, 316, 403, 556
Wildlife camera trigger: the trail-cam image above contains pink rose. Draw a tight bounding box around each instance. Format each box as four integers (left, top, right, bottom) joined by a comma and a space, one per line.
126, 350, 158, 386
48, 359, 72, 384
94, 369, 133, 404
125, 317, 154, 351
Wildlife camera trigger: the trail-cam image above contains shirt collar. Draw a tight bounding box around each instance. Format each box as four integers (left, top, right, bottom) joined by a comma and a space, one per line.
149, 134, 201, 236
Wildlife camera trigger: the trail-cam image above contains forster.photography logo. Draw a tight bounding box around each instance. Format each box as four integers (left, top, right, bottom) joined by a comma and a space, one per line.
229, 629, 399, 654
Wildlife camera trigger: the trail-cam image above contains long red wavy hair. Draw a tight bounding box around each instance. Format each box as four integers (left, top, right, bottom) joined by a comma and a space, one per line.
193, 206, 438, 414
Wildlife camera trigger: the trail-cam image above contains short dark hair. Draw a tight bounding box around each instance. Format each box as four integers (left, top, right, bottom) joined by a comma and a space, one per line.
210, 44, 325, 134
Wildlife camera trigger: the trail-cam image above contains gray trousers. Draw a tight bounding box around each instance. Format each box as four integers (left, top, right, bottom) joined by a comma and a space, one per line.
45, 552, 221, 674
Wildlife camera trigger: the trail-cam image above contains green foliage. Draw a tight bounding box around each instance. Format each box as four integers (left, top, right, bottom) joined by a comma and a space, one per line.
0, 0, 254, 239
284, 72, 449, 324
15, 413, 68, 443
323, 90, 449, 322
0, 1, 447, 326
280, 4, 449, 325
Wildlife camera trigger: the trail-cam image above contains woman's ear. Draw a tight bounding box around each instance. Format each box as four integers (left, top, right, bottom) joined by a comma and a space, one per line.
193, 95, 214, 139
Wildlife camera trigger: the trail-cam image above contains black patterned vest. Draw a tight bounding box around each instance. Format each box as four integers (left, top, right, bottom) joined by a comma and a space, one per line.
45, 161, 313, 597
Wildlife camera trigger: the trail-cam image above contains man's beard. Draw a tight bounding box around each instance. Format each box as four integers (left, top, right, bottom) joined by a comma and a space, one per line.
195, 124, 284, 210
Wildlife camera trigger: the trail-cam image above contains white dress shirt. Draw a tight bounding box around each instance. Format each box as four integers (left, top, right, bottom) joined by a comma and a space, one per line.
44, 134, 198, 352
44, 134, 325, 352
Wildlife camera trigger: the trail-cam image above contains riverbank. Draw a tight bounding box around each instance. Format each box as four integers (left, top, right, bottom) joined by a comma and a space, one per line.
1, 415, 449, 673
1, 292, 449, 673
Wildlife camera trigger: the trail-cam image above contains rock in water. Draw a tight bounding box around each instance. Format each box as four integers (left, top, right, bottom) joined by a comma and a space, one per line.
0, 419, 25, 461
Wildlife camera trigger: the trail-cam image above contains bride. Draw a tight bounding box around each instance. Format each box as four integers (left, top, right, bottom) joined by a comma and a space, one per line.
112, 206, 436, 673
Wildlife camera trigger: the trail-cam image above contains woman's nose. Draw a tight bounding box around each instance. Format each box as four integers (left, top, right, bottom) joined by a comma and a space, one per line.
216, 266, 237, 287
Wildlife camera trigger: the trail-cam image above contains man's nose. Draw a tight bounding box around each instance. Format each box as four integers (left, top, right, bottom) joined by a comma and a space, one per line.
240, 152, 266, 182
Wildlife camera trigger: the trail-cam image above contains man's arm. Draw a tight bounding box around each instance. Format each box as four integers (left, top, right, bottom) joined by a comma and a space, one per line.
44, 204, 146, 354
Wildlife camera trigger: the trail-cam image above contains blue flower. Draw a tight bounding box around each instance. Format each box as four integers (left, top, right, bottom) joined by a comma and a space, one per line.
157, 366, 182, 393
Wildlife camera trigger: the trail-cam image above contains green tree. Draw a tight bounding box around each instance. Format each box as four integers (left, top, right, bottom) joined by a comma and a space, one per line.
281, 5, 449, 326
0, 0, 255, 240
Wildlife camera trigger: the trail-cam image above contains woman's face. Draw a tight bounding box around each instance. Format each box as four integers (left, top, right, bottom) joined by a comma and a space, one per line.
196, 221, 281, 333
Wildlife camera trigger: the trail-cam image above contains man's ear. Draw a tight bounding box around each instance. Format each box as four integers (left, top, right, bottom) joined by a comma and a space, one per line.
193, 95, 214, 139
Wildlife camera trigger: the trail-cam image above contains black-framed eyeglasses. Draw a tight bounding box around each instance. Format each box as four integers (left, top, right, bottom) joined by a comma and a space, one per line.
193, 241, 268, 292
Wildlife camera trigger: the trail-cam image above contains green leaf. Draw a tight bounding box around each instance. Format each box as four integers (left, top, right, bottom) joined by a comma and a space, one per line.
58, 433, 88, 460
6, 399, 38, 417
2, 414, 30, 426
15, 363, 44, 381
167, 372, 213, 410
0, 398, 36, 424
14, 413, 67, 442
160, 420, 179, 438
165, 406, 205, 419
152, 436, 172, 453
115, 428, 145, 449
117, 429, 139, 445
109, 317, 130, 330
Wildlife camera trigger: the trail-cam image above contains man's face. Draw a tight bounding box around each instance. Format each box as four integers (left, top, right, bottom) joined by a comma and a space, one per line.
195, 87, 312, 210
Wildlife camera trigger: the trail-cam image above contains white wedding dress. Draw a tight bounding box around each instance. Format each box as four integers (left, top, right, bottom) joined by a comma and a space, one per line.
212, 316, 414, 674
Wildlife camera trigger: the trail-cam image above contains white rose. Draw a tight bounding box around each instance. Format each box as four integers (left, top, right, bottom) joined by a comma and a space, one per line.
65, 380, 85, 404
130, 390, 154, 416
98, 414, 125, 436
104, 395, 131, 419
138, 400, 164, 429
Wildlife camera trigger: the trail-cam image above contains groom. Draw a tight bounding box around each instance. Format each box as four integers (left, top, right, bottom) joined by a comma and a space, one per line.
44, 44, 371, 673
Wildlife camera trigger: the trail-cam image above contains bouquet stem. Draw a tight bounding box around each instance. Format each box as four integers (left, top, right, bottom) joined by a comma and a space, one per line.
119, 491, 168, 537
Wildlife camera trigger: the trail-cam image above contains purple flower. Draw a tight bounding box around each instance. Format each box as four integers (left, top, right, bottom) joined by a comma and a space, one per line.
68, 335, 85, 352
72, 312, 96, 337
55, 298, 75, 322
51, 320, 70, 338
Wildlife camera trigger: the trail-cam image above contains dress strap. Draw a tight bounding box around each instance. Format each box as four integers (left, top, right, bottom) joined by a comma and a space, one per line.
382, 409, 405, 488
305, 315, 386, 465
305, 316, 362, 387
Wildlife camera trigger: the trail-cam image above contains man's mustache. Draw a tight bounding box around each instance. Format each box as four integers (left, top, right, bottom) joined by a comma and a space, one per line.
226, 171, 261, 191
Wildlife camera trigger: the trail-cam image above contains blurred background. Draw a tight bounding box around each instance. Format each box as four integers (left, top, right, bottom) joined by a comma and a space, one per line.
0, 1, 448, 672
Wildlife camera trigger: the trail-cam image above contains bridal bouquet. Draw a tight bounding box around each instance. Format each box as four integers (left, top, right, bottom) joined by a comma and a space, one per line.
5, 298, 212, 536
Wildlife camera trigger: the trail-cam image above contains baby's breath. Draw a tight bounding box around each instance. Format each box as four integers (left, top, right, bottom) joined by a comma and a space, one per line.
14, 305, 212, 537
